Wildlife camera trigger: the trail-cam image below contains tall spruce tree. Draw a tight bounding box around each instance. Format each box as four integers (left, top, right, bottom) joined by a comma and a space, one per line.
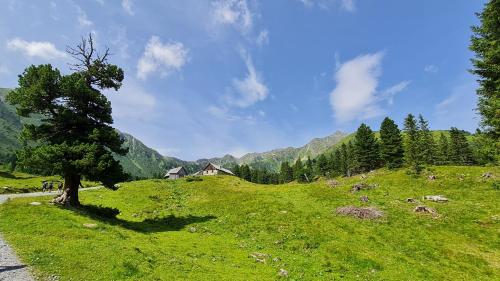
449, 127, 474, 165
354, 123, 380, 172
7, 35, 127, 206
403, 114, 423, 173
279, 161, 294, 183
470, 0, 500, 139
293, 158, 306, 182
379, 117, 404, 168
315, 154, 329, 176
436, 133, 450, 165
417, 115, 437, 164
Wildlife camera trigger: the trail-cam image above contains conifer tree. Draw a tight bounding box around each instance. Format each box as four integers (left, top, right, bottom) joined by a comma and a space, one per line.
436, 133, 450, 165
293, 158, 306, 182
240, 164, 251, 181
279, 161, 294, 183
315, 154, 329, 176
379, 117, 404, 168
449, 127, 474, 165
354, 123, 380, 172
403, 114, 423, 173
418, 114, 437, 164
233, 165, 241, 177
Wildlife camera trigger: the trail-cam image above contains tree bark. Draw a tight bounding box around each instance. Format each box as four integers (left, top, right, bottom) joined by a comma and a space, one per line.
52, 174, 81, 207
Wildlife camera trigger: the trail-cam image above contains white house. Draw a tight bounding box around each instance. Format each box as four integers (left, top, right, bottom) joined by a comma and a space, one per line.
164, 166, 188, 179
200, 163, 234, 176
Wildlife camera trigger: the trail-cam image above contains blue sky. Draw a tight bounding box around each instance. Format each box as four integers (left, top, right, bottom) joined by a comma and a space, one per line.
0, 0, 486, 160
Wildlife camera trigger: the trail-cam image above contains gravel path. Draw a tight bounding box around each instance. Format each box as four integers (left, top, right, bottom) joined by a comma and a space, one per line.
0, 186, 102, 281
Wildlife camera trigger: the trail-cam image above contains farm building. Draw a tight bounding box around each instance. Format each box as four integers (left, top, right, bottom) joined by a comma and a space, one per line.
200, 163, 234, 176
164, 166, 188, 179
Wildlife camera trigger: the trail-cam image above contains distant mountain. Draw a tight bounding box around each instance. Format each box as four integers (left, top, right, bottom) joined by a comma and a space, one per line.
1, 87, 348, 177
0, 88, 195, 179
201, 131, 347, 171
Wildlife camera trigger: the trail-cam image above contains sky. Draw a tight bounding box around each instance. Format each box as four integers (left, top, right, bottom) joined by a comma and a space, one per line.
0, 0, 487, 160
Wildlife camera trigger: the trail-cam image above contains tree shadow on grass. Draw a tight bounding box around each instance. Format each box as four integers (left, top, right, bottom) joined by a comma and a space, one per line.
69, 204, 216, 233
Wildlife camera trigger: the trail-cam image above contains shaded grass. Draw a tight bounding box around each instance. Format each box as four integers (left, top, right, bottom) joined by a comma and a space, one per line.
0, 166, 498, 280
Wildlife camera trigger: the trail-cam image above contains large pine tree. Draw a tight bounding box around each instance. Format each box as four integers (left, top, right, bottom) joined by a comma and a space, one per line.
436, 133, 450, 165
449, 127, 474, 165
417, 114, 437, 164
470, 0, 500, 139
7, 35, 127, 206
354, 123, 380, 173
403, 114, 423, 173
379, 117, 404, 168
279, 161, 294, 183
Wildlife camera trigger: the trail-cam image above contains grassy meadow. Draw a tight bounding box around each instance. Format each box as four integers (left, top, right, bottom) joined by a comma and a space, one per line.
0, 169, 97, 194
0, 166, 498, 280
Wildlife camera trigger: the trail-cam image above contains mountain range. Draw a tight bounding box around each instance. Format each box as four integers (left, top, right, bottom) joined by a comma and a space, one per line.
0, 88, 347, 178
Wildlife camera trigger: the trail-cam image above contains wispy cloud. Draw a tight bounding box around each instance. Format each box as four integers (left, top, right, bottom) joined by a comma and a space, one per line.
211, 0, 253, 34
76, 6, 93, 27
256, 29, 269, 47
229, 50, 269, 107
424, 64, 438, 74
297, 0, 356, 12
137, 36, 189, 80
329, 52, 383, 122
106, 79, 156, 120
122, 0, 134, 15
380, 80, 411, 105
7, 38, 68, 60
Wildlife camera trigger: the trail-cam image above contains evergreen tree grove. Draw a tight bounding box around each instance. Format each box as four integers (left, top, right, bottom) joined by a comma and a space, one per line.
354, 123, 380, 172
403, 114, 423, 173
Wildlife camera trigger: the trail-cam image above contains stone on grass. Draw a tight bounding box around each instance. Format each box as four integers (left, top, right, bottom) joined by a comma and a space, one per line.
249, 252, 269, 263
414, 205, 437, 215
29, 202, 42, 206
351, 183, 377, 193
359, 195, 369, 202
427, 175, 437, 180
482, 172, 493, 179
278, 269, 289, 277
326, 180, 339, 188
406, 198, 417, 203
188, 226, 197, 233
83, 223, 98, 228
336, 206, 384, 219
424, 195, 448, 202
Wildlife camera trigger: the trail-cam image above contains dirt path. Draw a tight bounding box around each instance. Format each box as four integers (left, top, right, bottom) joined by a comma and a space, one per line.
0, 186, 102, 281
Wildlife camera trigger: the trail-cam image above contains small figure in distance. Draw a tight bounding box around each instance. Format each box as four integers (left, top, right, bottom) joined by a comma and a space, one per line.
48, 181, 54, 193
42, 181, 48, 192
58, 181, 63, 194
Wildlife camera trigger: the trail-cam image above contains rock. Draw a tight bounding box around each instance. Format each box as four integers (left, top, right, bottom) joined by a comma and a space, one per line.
336, 206, 384, 219
278, 269, 289, 277
29, 202, 42, 206
458, 174, 465, 181
249, 252, 269, 263
83, 223, 98, 228
359, 195, 369, 202
351, 183, 377, 192
414, 205, 437, 215
406, 198, 417, 203
360, 174, 367, 179
424, 195, 448, 202
482, 172, 493, 179
279, 210, 288, 214
427, 175, 437, 180
272, 257, 281, 262
326, 179, 339, 188
188, 226, 197, 233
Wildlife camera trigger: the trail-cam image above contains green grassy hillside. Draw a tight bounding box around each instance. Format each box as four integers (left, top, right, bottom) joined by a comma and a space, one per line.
0, 166, 498, 280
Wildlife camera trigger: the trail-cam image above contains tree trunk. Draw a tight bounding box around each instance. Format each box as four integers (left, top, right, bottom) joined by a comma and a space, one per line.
52, 174, 81, 207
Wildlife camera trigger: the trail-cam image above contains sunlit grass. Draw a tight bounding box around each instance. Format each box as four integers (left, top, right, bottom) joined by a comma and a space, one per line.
0, 166, 498, 280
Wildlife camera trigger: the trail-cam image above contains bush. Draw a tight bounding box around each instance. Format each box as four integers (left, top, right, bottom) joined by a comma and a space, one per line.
186, 176, 203, 182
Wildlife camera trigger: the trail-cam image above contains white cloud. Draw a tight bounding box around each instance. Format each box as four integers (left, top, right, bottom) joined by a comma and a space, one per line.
230, 51, 269, 107
7, 38, 68, 60
137, 36, 189, 80
122, 0, 134, 15
381, 80, 411, 105
424, 64, 438, 73
256, 30, 269, 47
297, 0, 356, 12
329, 52, 384, 123
258, 110, 266, 117
106, 79, 156, 120
212, 0, 253, 34
76, 6, 93, 27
